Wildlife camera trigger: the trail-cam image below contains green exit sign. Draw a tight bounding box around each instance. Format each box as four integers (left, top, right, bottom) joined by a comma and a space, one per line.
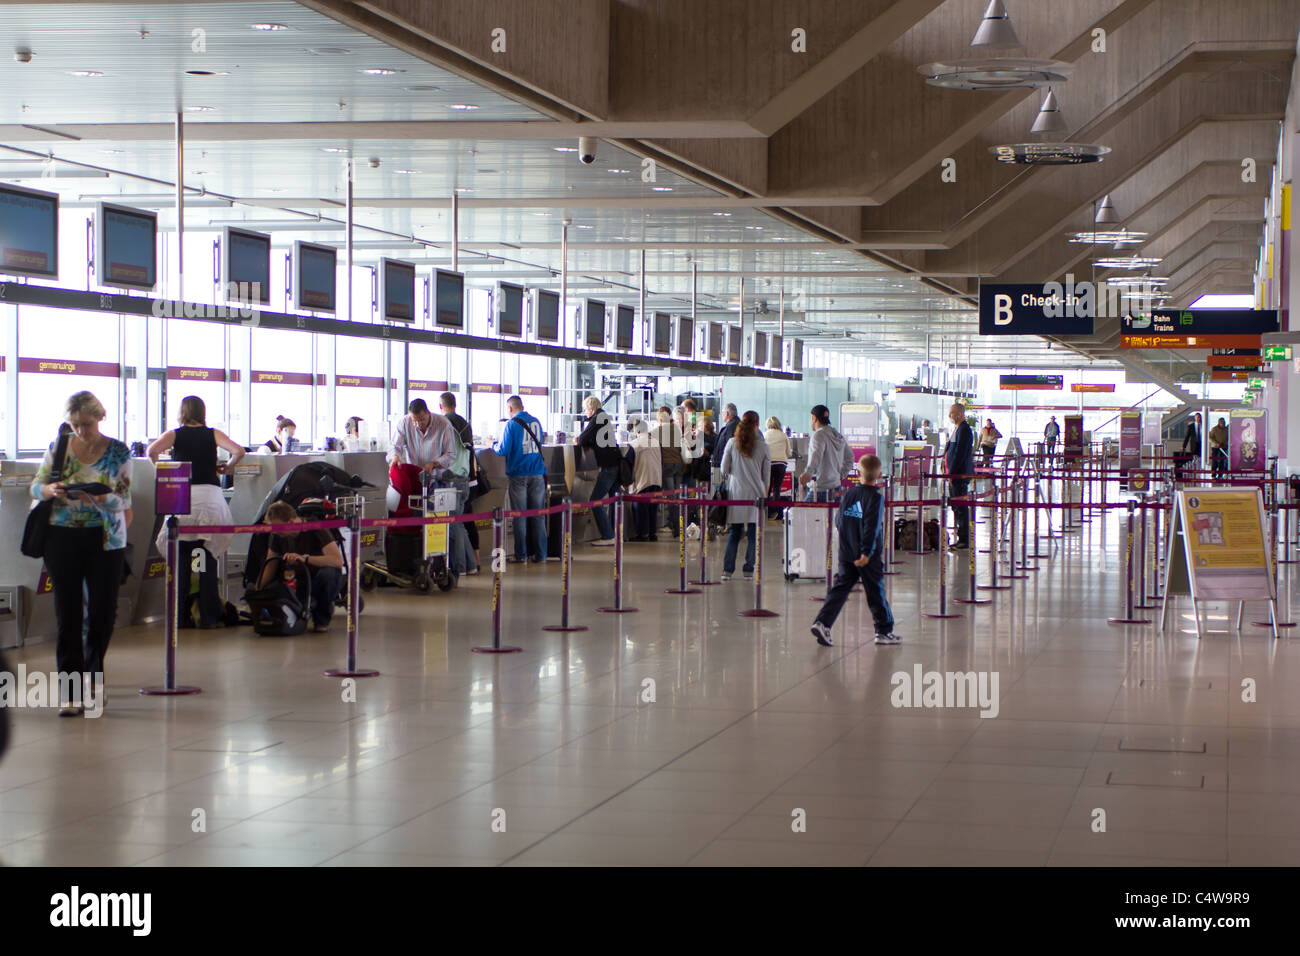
1263, 345, 1292, 361
1249, 378, 1266, 388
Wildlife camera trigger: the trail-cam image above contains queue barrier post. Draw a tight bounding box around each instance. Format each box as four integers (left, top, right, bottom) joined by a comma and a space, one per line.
978, 488, 1010, 592
882, 478, 901, 575
924, 489, 961, 619
666, 494, 701, 596
739, 497, 779, 618
544, 497, 588, 632
324, 512, 382, 674
955, 492, 991, 606
141, 515, 203, 696
692, 485, 719, 586
809, 496, 834, 602
597, 492, 638, 613
1148, 490, 1163, 601
1108, 500, 1150, 625
1004, 479, 1027, 580
474, 508, 523, 652
1253, 500, 1297, 628
1135, 495, 1156, 610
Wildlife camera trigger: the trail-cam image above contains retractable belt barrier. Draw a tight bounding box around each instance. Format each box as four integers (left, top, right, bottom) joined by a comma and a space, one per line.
148, 464, 1286, 696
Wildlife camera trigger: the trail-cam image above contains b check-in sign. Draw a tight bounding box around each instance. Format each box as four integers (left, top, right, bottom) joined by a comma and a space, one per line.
979, 284, 1095, 335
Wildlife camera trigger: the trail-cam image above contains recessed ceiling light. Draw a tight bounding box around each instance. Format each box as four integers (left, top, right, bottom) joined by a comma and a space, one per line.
454, 186, 473, 193
307, 47, 353, 56
553, 146, 578, 153
606, 168, 630, 174
185, 105, 215, 112
476, 168, 498, 174
576, 224, 594, 230
712, 212, 732, 217
68, 70, 104, 77
395, 169, 421, 175
251, 23, 288, 32
321, 147, 348, 153
102, 149, 123, 155
652, 186, 673, 192
447, 104, 478, 111
359, 67, 403, 76
745, 225, 764, 230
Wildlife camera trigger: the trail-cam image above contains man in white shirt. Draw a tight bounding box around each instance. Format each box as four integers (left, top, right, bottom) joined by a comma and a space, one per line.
389, 398, 457, 475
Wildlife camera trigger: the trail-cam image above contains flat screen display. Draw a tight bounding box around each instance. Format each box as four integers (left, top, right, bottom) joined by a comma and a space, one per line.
653, 312, 672, 356
293, 240, 336, 312
677, 316, 694, 359
497, 282, 524, 337
380, 258, 416, 323
754, 332, 768, 368
708, 322, 724, 361
727, 325, 742, 364
770, 334, 783, 368
434, 269, 464, 329
98, 202, 157, 290
585, 299, 607, 348
536, 289, 560, 342
0, 183, 58, 279
792, 338, 804, 372
616, 304, 635, 352
223, 227, 271, 304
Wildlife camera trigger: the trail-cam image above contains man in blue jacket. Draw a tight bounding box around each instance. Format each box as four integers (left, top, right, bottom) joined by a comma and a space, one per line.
945, 402, 975, 550
495, 395, 548, 563
811, 455, 895, 647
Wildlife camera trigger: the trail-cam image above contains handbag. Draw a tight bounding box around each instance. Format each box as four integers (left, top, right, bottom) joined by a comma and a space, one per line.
20, 432, 70, 559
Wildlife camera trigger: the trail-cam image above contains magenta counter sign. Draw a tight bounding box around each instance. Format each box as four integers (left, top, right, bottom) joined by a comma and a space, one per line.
1119, 411, 1141, 471
155, 461, 191, 515
839, 402, 879, 460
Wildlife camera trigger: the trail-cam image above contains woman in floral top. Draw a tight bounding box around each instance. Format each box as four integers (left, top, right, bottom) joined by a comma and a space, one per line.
29, 391, 133, 716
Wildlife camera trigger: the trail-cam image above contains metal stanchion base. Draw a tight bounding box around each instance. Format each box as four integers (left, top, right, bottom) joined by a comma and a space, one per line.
1251, 621, 1297, 628
977, 584, 1011, 591
1134, 602, 1157, 611
954, 597, 992, 605
738, 608, 780, 618
1107, 618, 1151, 625
1003, 571, 1029, 580
139, 685, 202, 696
1278, 559, 1297, 565
542, 624, 589, 632
470, 647, 523, 654
322, 668, 380, 677
690, 580, 722, 587
596, 607, 640, 613
665, 587, 702, 595
922, 611, 962, 619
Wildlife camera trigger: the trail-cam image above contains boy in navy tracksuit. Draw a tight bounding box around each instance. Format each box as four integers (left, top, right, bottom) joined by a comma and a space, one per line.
811, 454, 897, 647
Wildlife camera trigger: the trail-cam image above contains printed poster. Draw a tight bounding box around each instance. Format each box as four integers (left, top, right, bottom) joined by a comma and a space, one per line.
839, 402, 879, 461
1229, 408, 1267, 473
1177, 488, 1273, 600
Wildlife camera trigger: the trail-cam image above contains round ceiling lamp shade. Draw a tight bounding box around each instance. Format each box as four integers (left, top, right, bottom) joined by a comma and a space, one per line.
1095, 194, 1121, 224
1030, 89, 1067, 134
971, 0, 1021, 48
919, 1, 1071, 90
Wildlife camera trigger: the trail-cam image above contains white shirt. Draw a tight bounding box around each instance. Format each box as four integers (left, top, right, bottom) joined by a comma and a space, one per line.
390, 413, 457, 469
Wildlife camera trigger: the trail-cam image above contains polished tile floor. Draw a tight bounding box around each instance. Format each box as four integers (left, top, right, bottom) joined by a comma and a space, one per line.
4, 507, 1300, 867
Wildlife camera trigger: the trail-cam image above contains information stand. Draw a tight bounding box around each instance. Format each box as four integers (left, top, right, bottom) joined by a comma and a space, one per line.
1159, 487, 1278, 639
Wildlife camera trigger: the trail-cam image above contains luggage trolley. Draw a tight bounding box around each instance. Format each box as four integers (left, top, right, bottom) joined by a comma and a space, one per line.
361, 472, 462, 593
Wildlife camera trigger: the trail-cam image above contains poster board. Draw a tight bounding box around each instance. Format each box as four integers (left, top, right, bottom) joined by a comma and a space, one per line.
155, 461, 192, 516
1229, 408, 1267, 472
839, 402, 879, 461
1063, 414, 1084, 462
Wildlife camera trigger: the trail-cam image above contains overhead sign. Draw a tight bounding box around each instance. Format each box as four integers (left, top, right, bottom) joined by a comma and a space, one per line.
1263, 345, 1292, 361
1071, 383, 1115, 393
979, 283, 1095, 335
1124, 309, 1279, 336
1207, 355, 1263, 368
999, 374, 1063, 390
1122, 333, 1263, 350
1211, 370, 1255, 383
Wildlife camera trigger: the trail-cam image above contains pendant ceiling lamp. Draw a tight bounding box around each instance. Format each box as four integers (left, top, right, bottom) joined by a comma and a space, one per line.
990, 89, 1110, 165
919, 1, 1072, 91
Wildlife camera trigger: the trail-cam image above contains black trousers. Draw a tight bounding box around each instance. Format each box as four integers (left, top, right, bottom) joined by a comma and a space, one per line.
814, 556, 893, 634
178, 539, 224, 627
949, 478, 970, 544
44, 526, 124, 689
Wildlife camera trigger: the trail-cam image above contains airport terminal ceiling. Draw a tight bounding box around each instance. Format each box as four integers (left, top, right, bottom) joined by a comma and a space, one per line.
0, 0, 1287, 388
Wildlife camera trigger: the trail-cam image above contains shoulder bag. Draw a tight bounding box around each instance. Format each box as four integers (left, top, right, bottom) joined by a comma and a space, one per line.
21, 432, 70, 559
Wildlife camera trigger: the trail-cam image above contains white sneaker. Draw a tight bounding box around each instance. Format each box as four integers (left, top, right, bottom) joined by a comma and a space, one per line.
720, 572, 732, 582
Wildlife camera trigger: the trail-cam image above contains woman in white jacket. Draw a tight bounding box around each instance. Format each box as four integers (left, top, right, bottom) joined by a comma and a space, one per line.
719, 411, 770, 581
628, 417, 663, 541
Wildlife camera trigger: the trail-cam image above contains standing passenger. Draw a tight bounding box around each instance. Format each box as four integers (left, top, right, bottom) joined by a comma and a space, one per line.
719, 411, 770, 581
946, 403, 974, 550
495, 395, 548, 563
575, 396, 621, 546
798, 404, 854, 502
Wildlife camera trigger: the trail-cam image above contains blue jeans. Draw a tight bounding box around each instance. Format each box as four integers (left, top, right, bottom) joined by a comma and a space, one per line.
724, 522, 756, 574
658, 462, 683, 535
804, 487, 835, 503
509, 473, 548, 561
309, 565, 342, 626
589, 465, 620, 539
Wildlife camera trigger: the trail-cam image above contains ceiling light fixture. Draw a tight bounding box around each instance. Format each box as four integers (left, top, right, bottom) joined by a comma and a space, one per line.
447, 104, 478, 111
991, 88, 1110, 165
359, 67, 402, 76
652, 186, 673, 192
68, 70, 104, 77
919, 1, 1071, 91
250, 23, 288, 32
1094, 193, 1121, 224
184, 105, 215, 112
1093, 256, 1163, 270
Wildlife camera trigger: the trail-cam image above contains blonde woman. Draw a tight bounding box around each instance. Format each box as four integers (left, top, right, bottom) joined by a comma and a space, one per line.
764, 417, 791, 462
29, 392, 132, 715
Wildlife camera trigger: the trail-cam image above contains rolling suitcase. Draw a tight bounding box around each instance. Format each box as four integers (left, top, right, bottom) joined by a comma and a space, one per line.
783, 505, 838, 581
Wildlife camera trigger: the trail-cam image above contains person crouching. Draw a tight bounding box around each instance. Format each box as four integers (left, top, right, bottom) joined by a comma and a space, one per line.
260, 501, 344, 633
810, 454, 897, 647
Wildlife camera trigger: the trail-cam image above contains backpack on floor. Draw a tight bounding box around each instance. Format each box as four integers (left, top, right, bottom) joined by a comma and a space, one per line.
245, 562, 311, 637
